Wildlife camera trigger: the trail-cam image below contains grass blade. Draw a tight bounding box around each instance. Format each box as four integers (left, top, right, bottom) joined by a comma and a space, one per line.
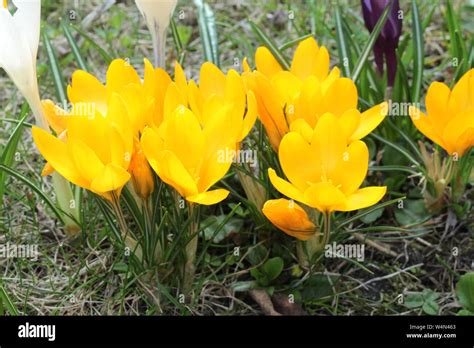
70, 24, 113, 64
411, 0, 424, 103
43, 32, 67, 104
0, 164, 65, 224
194, 0, 219, 66
335, 5, 351, 77
62, 20, 89, 71
0, 105, 28, 206
0, 283, 19, 316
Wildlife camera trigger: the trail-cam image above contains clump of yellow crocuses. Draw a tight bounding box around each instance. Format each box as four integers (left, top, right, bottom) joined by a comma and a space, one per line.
262, 113, 387, 260
409, 69, 474, 210
243, 37, 388, 151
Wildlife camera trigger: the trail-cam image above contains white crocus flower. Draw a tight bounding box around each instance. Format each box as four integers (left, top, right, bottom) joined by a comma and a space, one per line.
0, 0, 48, 129
135, 0, 177, 68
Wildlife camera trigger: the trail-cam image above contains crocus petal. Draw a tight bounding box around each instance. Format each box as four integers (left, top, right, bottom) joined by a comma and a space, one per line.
303, 182, 346, 212
268, 168, 305, 203
323, 77, 358, 116
239, 90, 257, 141
409, 106, 448, 151
32, 126, 89, 189
334, 186, 386, 212
105, 59, 141, 97
200, 61, 226, 99
90, 163, 131, 194
262, 199, 316, 241
312, 113, 346, 179
349, 102, 387, 141
42, 99, 68, 134
338, 109, 361, 141
187, 189, 230, 205
335, 140, 369, 195
68, 138, 104, 184
255, 46, 282, 79
425, 82, 451, 129
67, 70, 107, 114
279, 131, 321, 192
442, 110, 474, 156
290, 37, 329, 80
449, 68, 474, 112
11, 0, 41, 60
289, 118, 313, 143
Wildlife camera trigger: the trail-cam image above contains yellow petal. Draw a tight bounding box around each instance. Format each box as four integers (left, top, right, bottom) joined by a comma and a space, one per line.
289, 118, 313, 143
67, 70, 107, 114
338, 109, 361, 141
450, 68, 474, 112
42, 99, 67, 134
409, 106, 448, 151
268, 168, 305, 203
349, 102, 387, 141
303, 182, 346, 212
68, 138, 104, 185
291, 37, 329, 80
32, 126, 89, 189
271, 71, 302, 103
105, 58, 141, 97
425, 82, 451, 129
312, 113, 346, 179
442, 110, 474, 156
255, 46, 282, 79
279, 131, 321, 192
187, 189, 230, 205
163, 106, 205, 173
334, 140, 369, 195
90, 163, 131, 193
323, 77, 358, 116
334, 186, 386, 212
239, 90, 257, 141
154, 150, 198, 198
262, 199, 316, 241
200, 62, 226, 99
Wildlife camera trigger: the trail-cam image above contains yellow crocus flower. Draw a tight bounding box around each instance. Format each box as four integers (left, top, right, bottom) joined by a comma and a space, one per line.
262, 199, 316, 241
32, 94, 134, 201
409, 68, 474, 157
243, 37, 387, 151
265, 113, 386, 216
141, 99, 248, 205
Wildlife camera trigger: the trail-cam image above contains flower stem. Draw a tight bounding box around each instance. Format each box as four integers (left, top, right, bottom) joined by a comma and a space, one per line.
183, 202, 199, 295
321, 212, 331, 249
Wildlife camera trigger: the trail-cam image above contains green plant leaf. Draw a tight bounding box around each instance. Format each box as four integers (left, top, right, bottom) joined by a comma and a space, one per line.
262, 257, 284, 282
411, 0, 424, 103
422, 300, 439, 315
456, 272, 474, 312
404, 293, 424, 308
43, 32, 67, 104
62, 20, 88, 71
194, 0, 219, 66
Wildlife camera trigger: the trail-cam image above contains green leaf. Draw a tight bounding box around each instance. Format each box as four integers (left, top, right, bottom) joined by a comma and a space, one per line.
0, 106, 27, 206
422, 301, 439, 315
411, 0, 424, 103
351, 0, 393, 82
200, 215, 243, 243
394, 199, 430, 226
43, 32, 67, 104
404, 293, 424, 308
262, 257, 284, 282
301, 274, 336, 301
0, 164, 65, 224
456, 273, 474, 312
232, 280, 259, 292
194, 0, 219, 66
334, 5, 351, 77
62, 21, 88, 71
0, 283, 19, 315
457, 309, 474, 316
359, 206, 384, 224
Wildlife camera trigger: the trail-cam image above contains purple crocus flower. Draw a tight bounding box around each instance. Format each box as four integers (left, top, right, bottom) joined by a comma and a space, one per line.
362, 0, 402, 87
